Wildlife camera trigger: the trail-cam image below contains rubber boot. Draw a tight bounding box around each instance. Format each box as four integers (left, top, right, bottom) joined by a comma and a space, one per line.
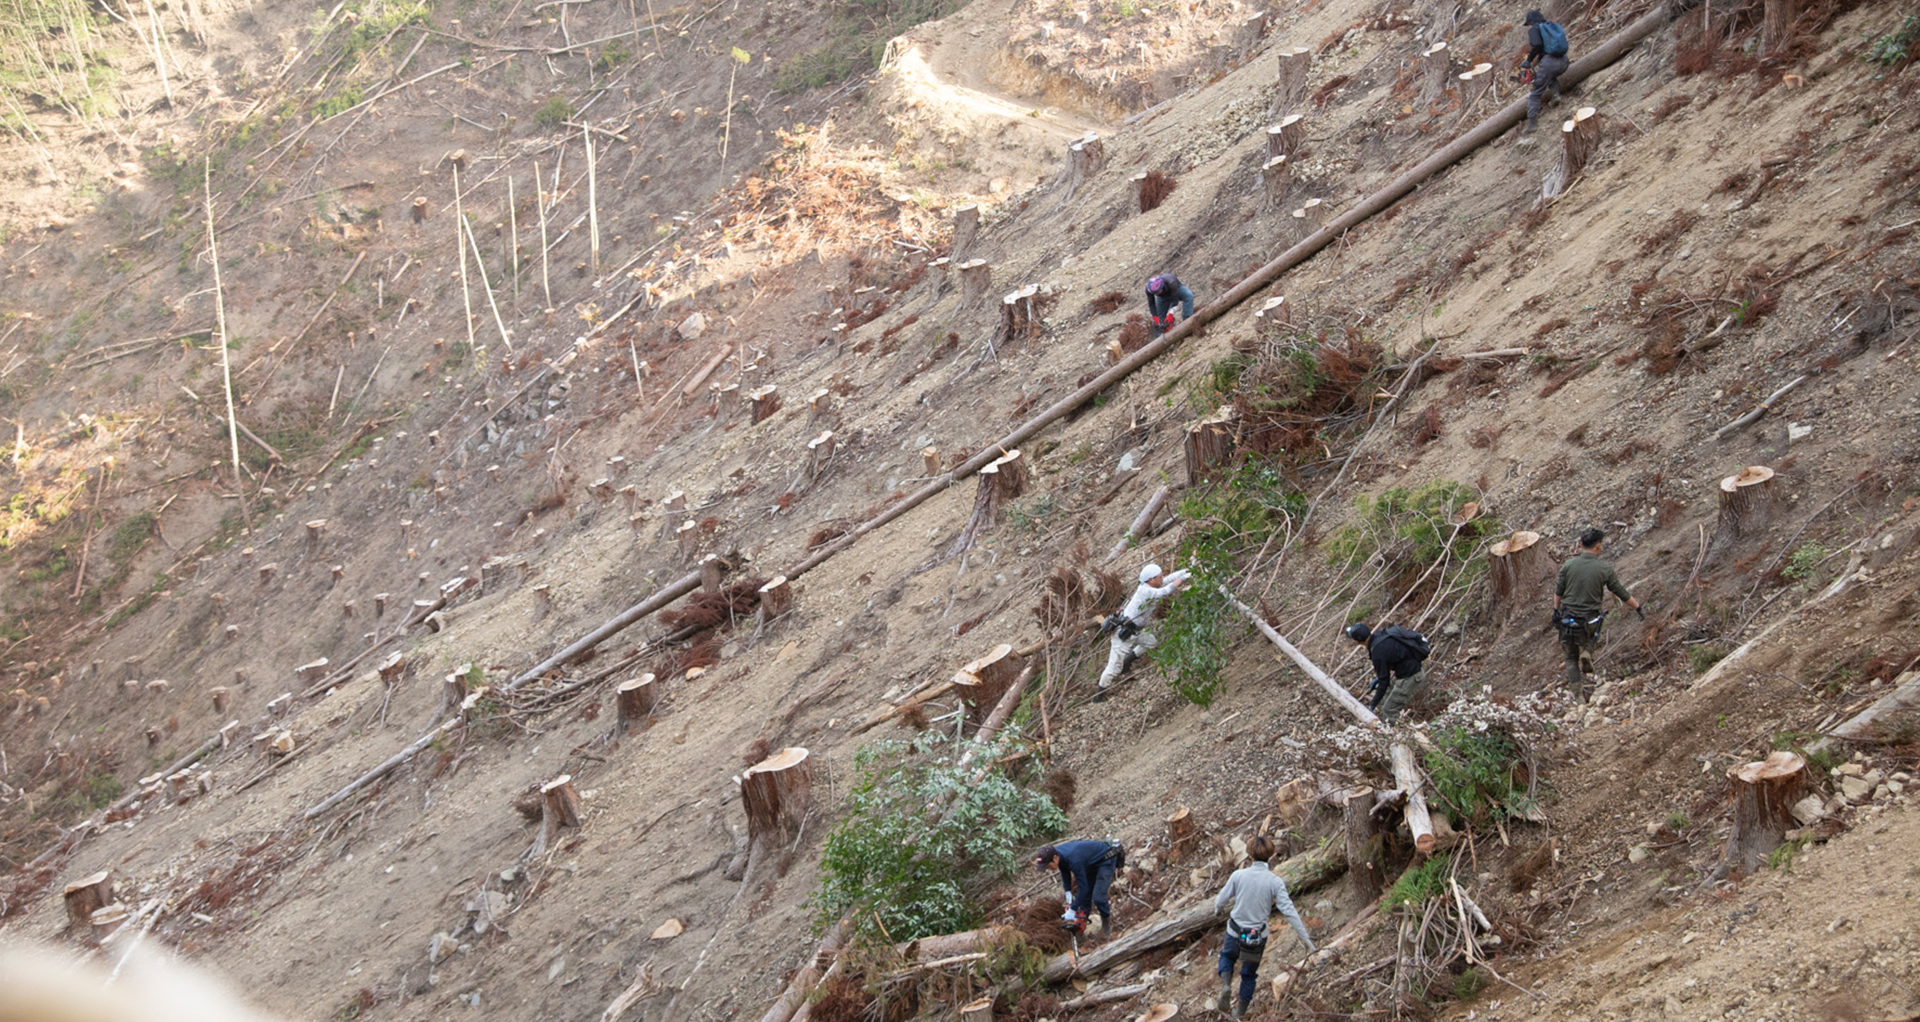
1217, 976, 1234, 1013
1517, 115, 1537, 144
1234, 994, 1251, 1020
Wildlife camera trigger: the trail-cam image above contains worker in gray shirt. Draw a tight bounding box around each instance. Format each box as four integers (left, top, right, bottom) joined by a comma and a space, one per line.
1213, 835, 1316, 1018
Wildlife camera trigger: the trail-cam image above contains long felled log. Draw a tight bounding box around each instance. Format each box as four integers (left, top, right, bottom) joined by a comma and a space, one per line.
1105, 485, 1172, 563
1221, 590, 1379, 725
1823, 670, 1920, 742
1390, 743, 1439, 855
760, 917, 850, 1022
1039, 841, 1344, 983
503, 570, 703, 691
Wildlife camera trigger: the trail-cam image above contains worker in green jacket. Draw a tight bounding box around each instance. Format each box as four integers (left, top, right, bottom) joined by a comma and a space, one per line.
1553, 527, 1641, 700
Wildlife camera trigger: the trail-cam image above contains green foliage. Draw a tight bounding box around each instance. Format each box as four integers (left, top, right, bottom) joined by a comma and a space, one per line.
1186, 353, 1255, 414
339, 0, 431, 63
593, 41, 630, 74
774, 0, 966, 93
1868, 14, 1920, 65
108, 512, 155, 563
312, 85, 366, 121
1765, 836, 1806, 871
1687, 643, 1728, 675
1665, 811, 1689, 833
1782, 542, 1826, 583
534, 95, 575, 127
1151, 462, 1302, 706
816, 732, 1066, 942
1422, 726, 1537, 826
1325, 480, 1495, 576
1452, 966, 1489, 1000
1383, 853, 1451, 910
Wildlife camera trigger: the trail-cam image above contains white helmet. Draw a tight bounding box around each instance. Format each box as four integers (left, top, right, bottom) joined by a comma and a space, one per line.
1139, 563, 1164, 584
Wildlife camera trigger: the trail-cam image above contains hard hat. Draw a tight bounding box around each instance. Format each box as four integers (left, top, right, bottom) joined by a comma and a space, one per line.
1139, 564, 1163, 584
1345, 622, 1372, 642
1147, 274, 1166, 293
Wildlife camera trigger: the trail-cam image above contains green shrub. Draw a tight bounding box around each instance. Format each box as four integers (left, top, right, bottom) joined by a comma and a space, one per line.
1782, 542, 1826, 583
1687, 643, 1728, 675
1325, 480, 1495, 577
1452, 966, 1489, 1000
816, 733, 1065, 942
534, 95, 574, 127
1868, 14, 1920, 65
1422, 725, 1536, 827
773, 0, 965, 93
1383, 853, 1451, 910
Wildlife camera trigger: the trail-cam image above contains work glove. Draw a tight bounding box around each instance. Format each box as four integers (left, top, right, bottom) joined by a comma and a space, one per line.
1634, 605, 1645, 621
1548, 608, 1562, 630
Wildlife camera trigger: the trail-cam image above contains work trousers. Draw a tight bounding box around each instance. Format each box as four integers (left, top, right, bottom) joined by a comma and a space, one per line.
1100, 628, 1158, 686
1218, 931, 1268, 1012
1560, 617, 1600, 700
1377, 665, 1425, 723
1528, 54, 1570, 120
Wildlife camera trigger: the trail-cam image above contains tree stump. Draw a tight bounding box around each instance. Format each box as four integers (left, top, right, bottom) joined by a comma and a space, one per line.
1291, 197, 1325, 241
376, 652, 407, 686
258, 562, 278, 586
373, 592, 389, 618
660, 489, 687, 540
952, 643, 1027, 726
748, 385, 780, 424
1254, 295, 1290, 328
1184, 405, 1237, 486
958, 259, 992, 307
741, 747, 812, 872
1064, 133, 1106, 196
589, 477, 614, 503
531, 774, 583, 856
304, 519, 328, 556
1266, 114, 1306, 160
616, 674, 657, 730
1261, 156, 1291, 209
1539, 107, 1599, 204
1166, 806, 1199, 862
1713, 465, 1776, 554
808, 387, 833, 426
146, 725, 163, 748
757, 576, 793, 626
531, 583, 553, 620
922, 446, 942, 477
800, 431, 836, 491
145, 679, 169, 697
411, 197, 430, 222
960, 996, 995, 1022
995, 285, 1044, 352
210, 686, 230, 713
1235, 9, 1272, 53
294, 659, 329, 686
441, 670, 469, 718
1486, 529, 1542, 615
1420, 41, 1451, 107
951, 203, 980, 261
699, 554, 725, 593
714, 382, 742, 421
1761, 0, 1798, 54
950, 450, 1028, 555
63, 871, 115, 932
676, 520, 700, 562
1274, 46, 1312, 113
1725, 751, 1805, 871
1343, 790, 1385, 903
89, 903, 131, 945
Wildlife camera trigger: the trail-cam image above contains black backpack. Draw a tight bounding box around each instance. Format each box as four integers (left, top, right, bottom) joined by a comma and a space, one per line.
1378, 625, 1431, 662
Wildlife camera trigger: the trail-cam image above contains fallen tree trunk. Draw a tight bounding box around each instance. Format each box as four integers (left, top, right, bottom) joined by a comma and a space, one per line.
759, 917, 850, 1022
1104, 485, 1172, 562
1225, 590, 1436, 852
1039, 841, 1345, 984
504, 570, 703, 691
1822, 671, 1920, 742
300, 715, 462, 820
1221, 590, 1379, 725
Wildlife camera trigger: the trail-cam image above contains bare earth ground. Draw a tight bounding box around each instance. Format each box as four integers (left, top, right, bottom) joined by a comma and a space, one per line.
2, 0, 1919, 1020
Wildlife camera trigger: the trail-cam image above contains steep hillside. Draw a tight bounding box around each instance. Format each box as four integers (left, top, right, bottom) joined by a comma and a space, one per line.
3, 0, 1918, 1020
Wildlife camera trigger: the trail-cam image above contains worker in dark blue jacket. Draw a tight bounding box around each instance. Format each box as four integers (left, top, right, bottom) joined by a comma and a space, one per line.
1518, 9, 1571, 138
1145, 273, 1195, 335
1035, 839, 1125, 933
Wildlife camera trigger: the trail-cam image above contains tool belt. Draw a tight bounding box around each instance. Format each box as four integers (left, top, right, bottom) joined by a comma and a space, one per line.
1103, 613, 1143, 640
1232, 922, 1270, 948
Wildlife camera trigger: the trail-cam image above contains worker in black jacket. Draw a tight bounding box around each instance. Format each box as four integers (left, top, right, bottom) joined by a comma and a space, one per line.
1518, 9, 1571, 138
1145, 273, 1195, 335
1345, 622, 1430, 724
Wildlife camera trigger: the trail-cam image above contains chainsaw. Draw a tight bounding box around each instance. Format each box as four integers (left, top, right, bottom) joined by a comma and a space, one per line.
1510, 65, 1536, 84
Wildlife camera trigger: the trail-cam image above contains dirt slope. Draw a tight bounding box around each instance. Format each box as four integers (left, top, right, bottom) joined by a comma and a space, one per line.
3, 0, 1920, 1020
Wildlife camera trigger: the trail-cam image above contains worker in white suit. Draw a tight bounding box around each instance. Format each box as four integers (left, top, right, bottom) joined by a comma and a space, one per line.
1098, 563, 1191, 694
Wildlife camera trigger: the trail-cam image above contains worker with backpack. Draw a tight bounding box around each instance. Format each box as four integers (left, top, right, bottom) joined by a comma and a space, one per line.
1345, 621, 1431, 723
1517, 9, 1571, 139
